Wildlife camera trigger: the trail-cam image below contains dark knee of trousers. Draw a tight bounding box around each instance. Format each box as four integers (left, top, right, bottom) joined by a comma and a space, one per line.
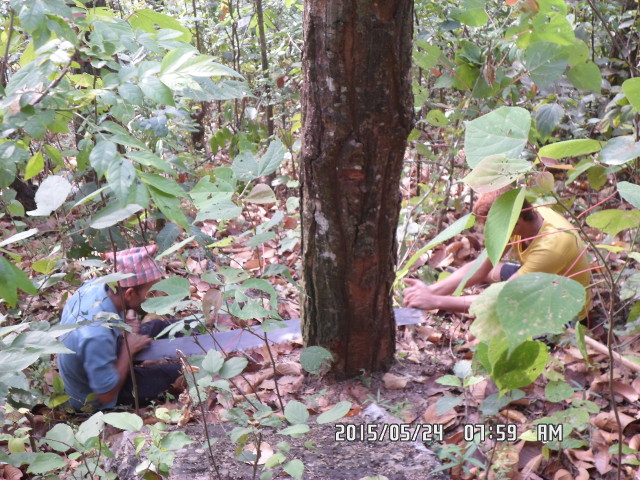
117, 362, 182, 407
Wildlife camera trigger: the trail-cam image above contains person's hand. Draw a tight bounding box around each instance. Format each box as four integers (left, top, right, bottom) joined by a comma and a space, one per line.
403, 278, 440, 310
125, 309, 141, 334
124, 333, 152, 354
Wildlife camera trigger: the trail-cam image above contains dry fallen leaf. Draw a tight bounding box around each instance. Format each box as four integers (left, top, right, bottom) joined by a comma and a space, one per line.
243, 442, 274, 465
591, 410, 635, 432
275, 361, 302, 376
552, 469, 572, 480
0, 464, 23, 480
382, 373, 408, 390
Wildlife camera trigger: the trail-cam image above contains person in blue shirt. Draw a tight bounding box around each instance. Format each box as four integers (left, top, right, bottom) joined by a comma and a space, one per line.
59, 245, 181, 411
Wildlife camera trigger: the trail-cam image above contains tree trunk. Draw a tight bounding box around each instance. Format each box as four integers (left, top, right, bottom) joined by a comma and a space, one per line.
301, 1, 414, 376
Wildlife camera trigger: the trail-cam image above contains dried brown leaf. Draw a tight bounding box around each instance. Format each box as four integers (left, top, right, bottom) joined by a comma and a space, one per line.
382, 373, 409, 390
552, 470, 572, 480
0, 464, 23, 480
243, 442, 273, 465
275, 361, 302, 376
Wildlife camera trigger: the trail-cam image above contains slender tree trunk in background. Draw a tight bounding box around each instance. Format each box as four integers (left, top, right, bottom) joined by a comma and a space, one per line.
301, 1, 414, 376
254, 0, 274, 136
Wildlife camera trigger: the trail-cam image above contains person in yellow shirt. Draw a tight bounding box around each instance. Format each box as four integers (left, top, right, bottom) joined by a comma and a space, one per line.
403, 188, 591, 319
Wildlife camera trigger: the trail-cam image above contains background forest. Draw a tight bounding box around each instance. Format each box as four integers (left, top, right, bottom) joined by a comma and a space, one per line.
1, 0, 640, 478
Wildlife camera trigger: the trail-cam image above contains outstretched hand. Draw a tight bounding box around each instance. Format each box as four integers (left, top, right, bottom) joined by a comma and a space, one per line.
402, 278, 440, 310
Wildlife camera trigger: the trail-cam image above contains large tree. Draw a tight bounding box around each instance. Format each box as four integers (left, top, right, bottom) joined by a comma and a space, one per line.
301, 1, 414, 376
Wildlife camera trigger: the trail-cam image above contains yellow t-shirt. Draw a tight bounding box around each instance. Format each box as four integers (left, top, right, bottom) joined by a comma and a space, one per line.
511, 207, 591, 319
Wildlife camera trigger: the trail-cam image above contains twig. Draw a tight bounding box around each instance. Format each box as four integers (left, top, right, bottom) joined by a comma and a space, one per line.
31, 58, 73, 107
0, 9, 15, 88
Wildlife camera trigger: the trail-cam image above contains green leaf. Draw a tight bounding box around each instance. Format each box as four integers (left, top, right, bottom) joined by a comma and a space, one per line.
44, 423, 75, 452
278, 424, 310, 438
0, 257, 38, 307
264, 452, 286, 469
586, 209, 640, 237
27, 175, 72, 216
201, 350, 224, 375
436, 375, 462, 387
118, 83, 144, 106
497, 273, 586, 346
300, 346, 333, 375
436, 395, 463, 415
149, 187, 190, 230
76, 412, 104, 445
492, 341, 548, 394
142, 277, 191, 315
24, 152, 44, 180
534, 103, 564, 138
538, 139, 602, 159
426, 109, 448, 127
451, 0, 488, 27
0, 228, 39, 248
232, 140, 285, 181
567, 61, 601, 92
127, 151, 174, 173
283, 459, 304, 479
245, 184, 277, 204
469, 282, 507, 342
107, 158, 136, 204
195, 199, 242, 222
103, 412, 144, 431
159, 431, 194, 451
545, 380, 574, 402
599, 136, 640, 166
464, 106, 531, 168
414, 42, 441, 70
485, 188, 525, 266
139, 173, 186, 197
284, 400, 309, 425
622, 77, 640, 112
129, 9, 191, 42
219, 357, 248, 378
90, 203, 144, 229
618, 182, 640, 209
523, 42, 568, 88
316, 401, 352, 424
90, 141, 118, 178
140, 76, 175, 106
27, 453, 67, 474
463, 154, 531, 194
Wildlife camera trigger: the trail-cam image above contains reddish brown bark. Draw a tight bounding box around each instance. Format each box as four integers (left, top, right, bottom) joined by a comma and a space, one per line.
301, 1, 414, 376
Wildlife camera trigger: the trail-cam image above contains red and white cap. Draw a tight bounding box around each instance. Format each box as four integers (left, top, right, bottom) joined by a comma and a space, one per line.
103, 245, 163, 288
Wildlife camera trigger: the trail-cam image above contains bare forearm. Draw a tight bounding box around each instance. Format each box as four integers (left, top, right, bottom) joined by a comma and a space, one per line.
432, 294, 479, 313
430, 258, 493, 295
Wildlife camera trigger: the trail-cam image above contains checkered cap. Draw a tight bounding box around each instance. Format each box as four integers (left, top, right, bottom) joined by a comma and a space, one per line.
103, 245, 163, 288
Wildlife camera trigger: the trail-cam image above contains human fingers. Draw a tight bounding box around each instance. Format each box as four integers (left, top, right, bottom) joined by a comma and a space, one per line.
403, 278, 422, 287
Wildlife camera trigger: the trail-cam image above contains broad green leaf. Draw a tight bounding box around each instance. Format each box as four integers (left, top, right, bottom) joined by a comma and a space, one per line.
245, 184, 276, 204
117, 83, 144, 106
129, 9, 191, 42
24, 152, 44, 180
523, 42, 568, 88
567, 61, 601, 92
538, 139, 602, 159
265, 452, 286, 469
27, 175, 72, 216
283, 459, 304, 479
142, 277, 190, 315
0, 350, 40, 375
156, 235, 196, 260
126, 151, 174, 173
219, 357, 248, 378
195, 199, 242, 222
622, 77, 640, 112
284, 400, 309, 425
103, 412, 143, 431
140, 76, 175, 106
316, 401, 352, 424
159, 431, 194, 450
436, 375, 462, 387
436, 395, 463, 415
277, 424, 310, 438
0, 228, 39, 247
0, 257, 38, 307
201, 350, 224, 375
451, 0, 488, 27
139, 173, 186, 197
107, 158, 136, 204
90, 203, 144, 229
396, 214, 475, 283
586, 209, 640, 237
10, 331, 73, 354
463, 154, 531, 194
545, 380, 574, 402
90, 141, 118, 178
426, 109, 448, 127
618, 182, 640, 209
414, 42, 441, 70
469, 282, 507, 342
492, 341, 548, 394
534, 104, 564, 138
76, 412, 104, 445
44, 423, 75, 452
485, 188, 525, 266
497, 273, 585, 346
300, 346, 333, 375
598, 136, 640, 166
149, 187, 190, 230
464, 106, 531, 168
27, 453, 67, 474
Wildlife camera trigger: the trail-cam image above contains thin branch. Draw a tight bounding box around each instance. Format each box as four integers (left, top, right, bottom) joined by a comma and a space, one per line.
0, 9, 15, 88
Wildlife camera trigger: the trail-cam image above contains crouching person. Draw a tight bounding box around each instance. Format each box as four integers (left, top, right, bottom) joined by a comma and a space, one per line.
58, 245, 182, 411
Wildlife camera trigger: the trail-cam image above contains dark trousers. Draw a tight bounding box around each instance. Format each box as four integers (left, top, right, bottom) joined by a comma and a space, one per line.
116, 319, 182, 407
